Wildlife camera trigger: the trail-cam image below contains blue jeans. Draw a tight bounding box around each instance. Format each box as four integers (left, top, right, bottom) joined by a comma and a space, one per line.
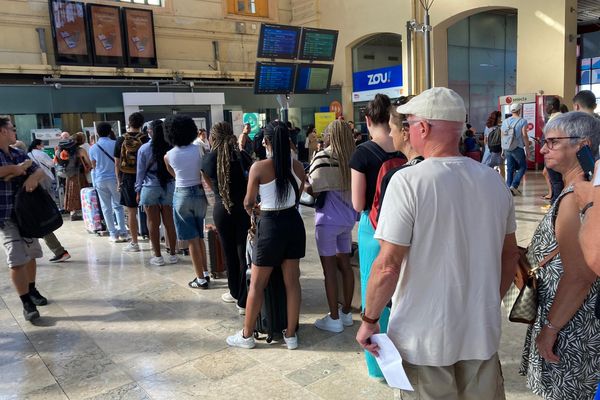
95, 179, 127, 238
173, 185, 207, 241
505, 147, 527, 189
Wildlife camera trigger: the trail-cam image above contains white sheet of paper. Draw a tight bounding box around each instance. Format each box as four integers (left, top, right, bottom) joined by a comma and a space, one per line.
370, 333, 414, 391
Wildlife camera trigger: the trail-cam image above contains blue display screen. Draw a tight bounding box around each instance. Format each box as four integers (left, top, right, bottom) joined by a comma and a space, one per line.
257, 24, 300, 59
255, 62, 295, 94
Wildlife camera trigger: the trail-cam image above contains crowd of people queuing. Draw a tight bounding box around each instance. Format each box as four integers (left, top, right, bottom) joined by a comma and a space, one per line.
1, 85, 600, 399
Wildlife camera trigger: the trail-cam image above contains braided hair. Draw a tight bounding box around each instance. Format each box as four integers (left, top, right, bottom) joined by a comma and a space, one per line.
211, 122, 238, 213
326, 120, 355, 191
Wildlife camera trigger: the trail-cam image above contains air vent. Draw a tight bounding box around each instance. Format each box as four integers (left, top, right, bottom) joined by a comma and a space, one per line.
235, 22, 246, 34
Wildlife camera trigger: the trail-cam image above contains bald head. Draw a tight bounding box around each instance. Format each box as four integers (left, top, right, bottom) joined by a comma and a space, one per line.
60, 131, 70, 139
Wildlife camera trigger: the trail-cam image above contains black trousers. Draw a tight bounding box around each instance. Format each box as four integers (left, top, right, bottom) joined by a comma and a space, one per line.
547, 167, 564, 204
213, 201, 251, 308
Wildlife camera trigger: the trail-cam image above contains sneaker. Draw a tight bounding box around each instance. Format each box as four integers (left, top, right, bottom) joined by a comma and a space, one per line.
339, 307, 354, 327
221, 292, 236, 303
165, 254, 179, 264
282, 329, 298, 350
109, 236, 120, 243
23, 302, 40, 321
236, 305, 246, 315
226, 329, 256, 349
314, 314, 344, 333
49, 251, 71, 263
509, 187, 521, 196
204, 274, 211, 283
149, 256, 165, 266
123, 242, 140, 252
188, 277, 209, 290
29, 289, 47, 306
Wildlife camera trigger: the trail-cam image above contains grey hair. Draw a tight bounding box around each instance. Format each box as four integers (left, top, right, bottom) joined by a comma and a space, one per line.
543, 111, 600, 159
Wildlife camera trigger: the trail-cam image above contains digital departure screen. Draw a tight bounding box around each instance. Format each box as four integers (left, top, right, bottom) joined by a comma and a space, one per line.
298, 28, 338, 61
254, 62, 296, 94
294, 64, 333, 94
257, 24, 301, 60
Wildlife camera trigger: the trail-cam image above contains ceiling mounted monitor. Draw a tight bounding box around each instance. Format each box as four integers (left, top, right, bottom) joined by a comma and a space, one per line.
294, 63, 333, 94
257, 24, 301, 60
298, 27, 338, 62
254, 62, 296, 94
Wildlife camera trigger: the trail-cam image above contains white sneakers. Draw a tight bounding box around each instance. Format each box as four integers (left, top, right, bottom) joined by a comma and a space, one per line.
236, 305, 246, 315
314, 308, 353, 333
123, 242, 140, 252
165, 254, 179, 264
149, 256, 165, 266
221, 292, 236, 303
226, 330, 256, 349
226, 329, 298, 349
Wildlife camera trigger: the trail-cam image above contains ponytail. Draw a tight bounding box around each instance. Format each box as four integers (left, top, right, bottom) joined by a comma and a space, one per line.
265, 121, 298, 206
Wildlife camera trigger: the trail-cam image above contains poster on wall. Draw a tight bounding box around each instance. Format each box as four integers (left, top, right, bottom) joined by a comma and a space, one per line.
122, 8, 157, 68
243, 113, 260, 139
88, 4, 125, 66
314, 112, 336, 137
49, 0, 92, 65
522, 102, 537, 163
231, 111, 244, 136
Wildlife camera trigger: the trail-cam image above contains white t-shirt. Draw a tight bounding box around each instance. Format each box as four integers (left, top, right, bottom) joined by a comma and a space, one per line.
375, 157, 516, 366
166, 145, 203, 187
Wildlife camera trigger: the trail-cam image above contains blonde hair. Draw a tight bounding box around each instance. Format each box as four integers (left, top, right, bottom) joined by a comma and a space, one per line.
326, 120, 355, 190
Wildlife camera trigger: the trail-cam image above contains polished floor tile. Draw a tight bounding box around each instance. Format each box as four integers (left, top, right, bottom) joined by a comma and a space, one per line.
0, 171, 551, 399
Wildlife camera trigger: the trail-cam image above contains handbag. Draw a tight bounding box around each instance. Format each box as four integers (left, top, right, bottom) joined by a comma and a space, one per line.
14, 186, 63, 238
508, 246, 559, 324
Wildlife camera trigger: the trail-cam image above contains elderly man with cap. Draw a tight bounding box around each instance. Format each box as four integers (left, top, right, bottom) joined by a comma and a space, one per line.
356, 87, 520, 399
502, 102, 530, 196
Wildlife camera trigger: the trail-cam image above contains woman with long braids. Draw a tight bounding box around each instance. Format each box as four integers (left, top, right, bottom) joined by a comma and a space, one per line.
306, 120, 357, 333
202, 122, 252, 313
135, 119, 178, 266
227, 120, 306, 350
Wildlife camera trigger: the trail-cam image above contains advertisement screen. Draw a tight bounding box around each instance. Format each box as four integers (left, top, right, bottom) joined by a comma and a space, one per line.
52, 1, 88, 55
123, 8, 156, 60
89, 4, 124, 59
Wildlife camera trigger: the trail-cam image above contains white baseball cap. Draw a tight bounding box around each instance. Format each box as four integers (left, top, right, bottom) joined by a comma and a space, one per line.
396, 87, 466, 122
510, 103, 522, 112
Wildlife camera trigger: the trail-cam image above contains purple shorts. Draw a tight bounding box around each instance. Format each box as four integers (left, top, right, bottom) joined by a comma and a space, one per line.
315, 224, 353, 257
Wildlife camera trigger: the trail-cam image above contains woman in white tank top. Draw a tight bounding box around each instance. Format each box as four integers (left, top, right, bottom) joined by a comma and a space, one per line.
226, 121, 306, 350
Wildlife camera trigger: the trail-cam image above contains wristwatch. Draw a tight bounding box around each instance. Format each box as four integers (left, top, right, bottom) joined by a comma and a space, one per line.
360, 312, 379, 324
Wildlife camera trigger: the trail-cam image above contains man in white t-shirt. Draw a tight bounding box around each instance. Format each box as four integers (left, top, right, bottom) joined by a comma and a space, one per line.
356, 87, 520, 400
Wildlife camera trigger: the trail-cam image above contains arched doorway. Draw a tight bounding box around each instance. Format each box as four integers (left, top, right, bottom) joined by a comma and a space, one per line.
447, 9, 517, 130
351, 33, 403, 133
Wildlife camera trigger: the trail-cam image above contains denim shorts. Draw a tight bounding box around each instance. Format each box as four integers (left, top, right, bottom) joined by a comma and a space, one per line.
140, 182, 174, 206
172, 185, 207, 241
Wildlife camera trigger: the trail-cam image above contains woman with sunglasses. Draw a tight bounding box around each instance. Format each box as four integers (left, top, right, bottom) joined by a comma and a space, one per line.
520, 111, 600, 400
135, 119, 178, 266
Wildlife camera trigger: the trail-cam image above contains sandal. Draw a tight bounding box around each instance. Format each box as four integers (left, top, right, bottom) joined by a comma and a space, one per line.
541, 194, 551, 200
188, 278, 209, 289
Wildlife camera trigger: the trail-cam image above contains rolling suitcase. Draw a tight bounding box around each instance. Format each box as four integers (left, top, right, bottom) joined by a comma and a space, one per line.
246, 265, 288, 343
207, 225, 226, 278
80, 187, 103, 233
138, 206, 148, 239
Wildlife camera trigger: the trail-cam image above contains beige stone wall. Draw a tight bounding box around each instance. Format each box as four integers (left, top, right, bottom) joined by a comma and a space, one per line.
0, 0, 292, 75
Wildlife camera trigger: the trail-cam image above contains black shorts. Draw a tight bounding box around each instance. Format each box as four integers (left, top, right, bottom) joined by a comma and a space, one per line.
120, 173, 138, 208
253, 207, 306, 267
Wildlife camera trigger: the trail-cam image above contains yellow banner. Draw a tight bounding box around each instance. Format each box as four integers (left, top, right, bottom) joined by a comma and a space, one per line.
314, 112, 336, 138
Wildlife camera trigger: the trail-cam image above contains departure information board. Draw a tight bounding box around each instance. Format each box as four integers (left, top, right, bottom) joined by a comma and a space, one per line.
257, 24, 301, 60
254, 62, 296, 94
294, 64, 333, 94
298, 28, 338, 61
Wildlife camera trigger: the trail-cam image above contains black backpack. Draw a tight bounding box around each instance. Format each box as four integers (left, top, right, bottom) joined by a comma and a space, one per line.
14, 186, 63, 238
487, 126, 502, 153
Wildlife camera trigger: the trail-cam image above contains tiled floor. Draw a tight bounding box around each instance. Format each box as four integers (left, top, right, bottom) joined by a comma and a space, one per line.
1, 171, 551, 399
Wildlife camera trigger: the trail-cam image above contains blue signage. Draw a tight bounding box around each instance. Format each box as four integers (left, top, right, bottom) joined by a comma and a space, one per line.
352, 65, 403, 93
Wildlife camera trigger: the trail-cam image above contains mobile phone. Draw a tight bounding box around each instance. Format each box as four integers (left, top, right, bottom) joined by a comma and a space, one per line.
576, 145, 595, 182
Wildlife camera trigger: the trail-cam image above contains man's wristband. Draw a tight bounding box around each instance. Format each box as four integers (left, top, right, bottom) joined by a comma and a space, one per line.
581, 201, 594, 218
360, 312, 379, 324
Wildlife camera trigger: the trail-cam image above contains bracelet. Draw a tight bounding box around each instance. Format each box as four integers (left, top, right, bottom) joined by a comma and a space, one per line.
360, 312, 380, 324
544, 319, 560, 331
580, 201, 594, 218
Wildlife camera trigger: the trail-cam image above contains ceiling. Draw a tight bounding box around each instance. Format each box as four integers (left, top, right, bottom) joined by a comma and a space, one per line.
578, 0, 600, 25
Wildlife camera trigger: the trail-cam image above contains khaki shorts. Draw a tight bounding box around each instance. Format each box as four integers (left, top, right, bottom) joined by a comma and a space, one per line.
0, 219, 43, 268
396, 353, 506, 400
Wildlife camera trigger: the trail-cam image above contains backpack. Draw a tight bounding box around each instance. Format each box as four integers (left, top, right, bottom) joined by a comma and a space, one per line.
487, 126, 502, 153
119, 133, 144, 174
14, 186, 63, 238
55, 139, 80, 177
501, 118, 521, 151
